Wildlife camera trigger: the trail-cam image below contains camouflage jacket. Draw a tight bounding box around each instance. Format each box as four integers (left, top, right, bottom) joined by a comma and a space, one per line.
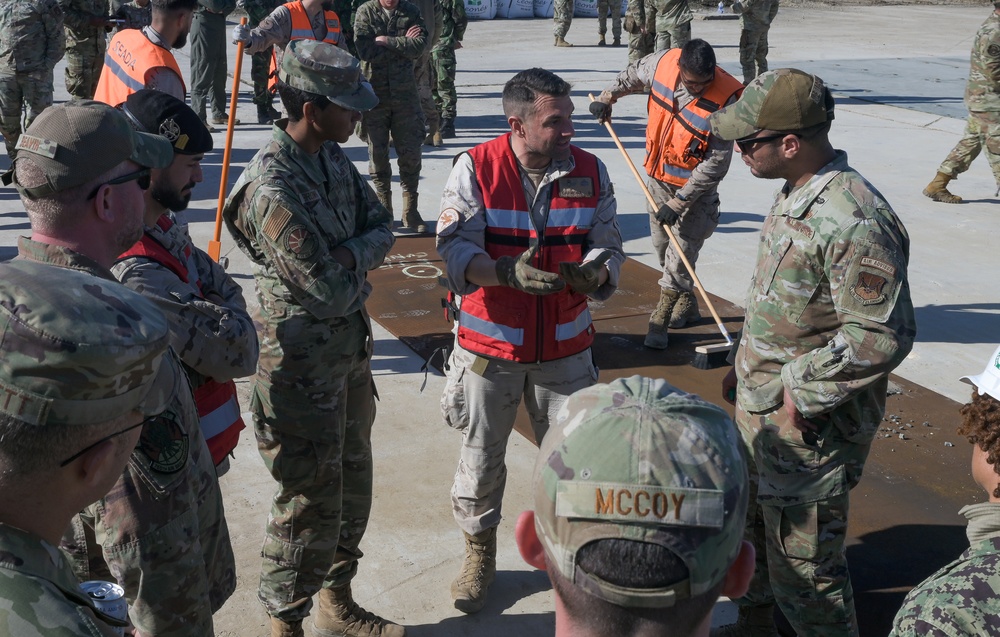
242, 3, 349, 55
112, 0, 151, 31
734, 152, 916, 444
0, 0, 65, 74
965, 11, 1000, 112
433, 0, 465, 51
738, 0, 777, 30
890, 502, 1000, 636
0, 524, 122, 637
112, 214, 259, 388
223, 122, 394, 443
58, 0, 109, 45
240, 0, 282, 25
655, 0, 692, 25
17, 238, 236, 637
353, 0, 426, 99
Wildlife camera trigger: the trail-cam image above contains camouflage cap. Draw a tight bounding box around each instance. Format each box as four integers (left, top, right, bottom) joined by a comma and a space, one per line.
960, 344, 1000, 402
709, 68, 836, 141
0, 260, 179, 427
2, 100, 174, 199
121, 89, 214, 155
279, 39, 378, 112
533, 376, 748, 608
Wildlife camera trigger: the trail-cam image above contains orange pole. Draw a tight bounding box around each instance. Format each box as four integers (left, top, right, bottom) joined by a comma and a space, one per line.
209, 16, 248, 263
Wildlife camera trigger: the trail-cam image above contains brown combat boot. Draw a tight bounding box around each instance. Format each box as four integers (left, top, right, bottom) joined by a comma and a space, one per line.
668, 291, 700, 328
314, 585, 405, 637
709, 605, 778, 637
923, 171, 962, 203
402, 192, 428, 233
423, 120, 443, 147
373, 180, 392, 215
450, 527, 497, 614
597, 34, 606, 46
644, 288, 680, 350
270, 617, 304, 637
554, 36, 574, 47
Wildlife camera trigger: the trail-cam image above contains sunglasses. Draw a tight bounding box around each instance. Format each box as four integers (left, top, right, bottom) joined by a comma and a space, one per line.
735, 132, 799, 154
58, 420, 146, 468
87, 168, 152, 199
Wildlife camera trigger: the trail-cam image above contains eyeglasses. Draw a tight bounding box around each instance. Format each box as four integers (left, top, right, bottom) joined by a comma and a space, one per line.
58, 420, 146, 468
735, 132, 799, 154
87, 168, 152, 199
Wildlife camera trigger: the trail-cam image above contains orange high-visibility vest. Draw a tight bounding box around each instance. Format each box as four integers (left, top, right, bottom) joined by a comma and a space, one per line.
268, 0, 342, 92
94, 29, 186, 106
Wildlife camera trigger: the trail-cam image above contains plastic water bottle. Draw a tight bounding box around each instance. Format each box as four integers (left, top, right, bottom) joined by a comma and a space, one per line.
717, 1, 724, 14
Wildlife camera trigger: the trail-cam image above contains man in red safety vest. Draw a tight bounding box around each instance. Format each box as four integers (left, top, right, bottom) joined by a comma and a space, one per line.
591, 38, 742, 350
113, 89, 259, 475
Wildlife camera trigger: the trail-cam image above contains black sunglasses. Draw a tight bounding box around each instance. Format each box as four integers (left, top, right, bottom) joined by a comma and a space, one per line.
735, 132, 799, 154
58, 420, 146, 468
87, 168, 152, 199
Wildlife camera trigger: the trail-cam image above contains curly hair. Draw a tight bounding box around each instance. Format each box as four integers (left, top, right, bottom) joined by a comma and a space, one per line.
958, 389, 1000, 498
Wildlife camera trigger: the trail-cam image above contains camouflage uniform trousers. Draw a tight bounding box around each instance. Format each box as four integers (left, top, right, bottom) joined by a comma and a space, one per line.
0, 70, 54, 157
415, 50, 440, 134
553, 0, 574, 39
652, 12, 690, 52
245, 1, 276, 106
739, 0, 778, 83
256, 350, 376, 621
431, 46, 457, 119
734, 401, 867, 637
445, 341, 598, 535
363, 100, 425, 196
598, 0, 622, 39
646, 176, 719, 293
938, 109, 1000, 187
625, 0, 654, 62
65, 36, 106, 100
189, 10, 229, 119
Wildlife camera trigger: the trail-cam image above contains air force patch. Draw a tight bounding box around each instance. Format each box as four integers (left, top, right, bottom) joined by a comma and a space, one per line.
437, 208, 460, 236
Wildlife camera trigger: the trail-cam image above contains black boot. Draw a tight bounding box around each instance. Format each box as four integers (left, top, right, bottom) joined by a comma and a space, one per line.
257, 104, 274, 125
440, 117, 456, 139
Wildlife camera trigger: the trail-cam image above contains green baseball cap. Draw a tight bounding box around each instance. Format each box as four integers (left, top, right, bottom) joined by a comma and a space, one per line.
2, 100, 174, 199
279, 39, 378, 112
709, 68, 835, 141
533, 376, 748, 608
0, 260, 180, 427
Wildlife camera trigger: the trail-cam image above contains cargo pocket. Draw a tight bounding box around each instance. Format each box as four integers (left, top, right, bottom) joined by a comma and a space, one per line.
441, 347, 469, 432
259, 536, 304, 605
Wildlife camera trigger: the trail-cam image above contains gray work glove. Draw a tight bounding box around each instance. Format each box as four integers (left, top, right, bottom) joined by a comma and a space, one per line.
655, 197, 686, 226
589, 99, 612, 124
232, 23, 251, 45
559, 251, 613, 295
495, 247, 566, 295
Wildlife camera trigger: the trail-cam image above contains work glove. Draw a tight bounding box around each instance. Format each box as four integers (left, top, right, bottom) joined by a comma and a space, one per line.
589, 99, 612, 124
655, 197, 686, 226
559, 251, 613, 295
232, 24, 251, 45
495, 247, 565, 295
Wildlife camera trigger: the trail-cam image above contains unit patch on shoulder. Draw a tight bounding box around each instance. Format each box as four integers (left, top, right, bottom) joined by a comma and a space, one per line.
437, 208, 460, 236
137, 413, 189, 474
851, 270, 887, 305
558, 177, 594, 198
283, 225, 318, 259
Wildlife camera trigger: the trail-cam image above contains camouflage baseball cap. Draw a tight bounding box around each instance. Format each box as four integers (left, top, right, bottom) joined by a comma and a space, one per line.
2, 100, 173, 199
533, 376, 748, 608
279, 39, 378, 112
0, 260, 180, 427
709, 68, 836, 141
121, 89, 214, 155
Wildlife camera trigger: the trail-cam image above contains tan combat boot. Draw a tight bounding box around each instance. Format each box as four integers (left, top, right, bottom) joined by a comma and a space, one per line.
668, 291, 701, 328
270, 617, 304, 637
597, 34, 606, 46
373, 180, 392, 215
401, 192, 428, 233
922, 171, 962, 203
709, 605, 778, 637
423, 121, 443, 147
554, 36, 574, 47
644, 287, 680, 350
314, 585, 405, 637
451, 527, 497, 614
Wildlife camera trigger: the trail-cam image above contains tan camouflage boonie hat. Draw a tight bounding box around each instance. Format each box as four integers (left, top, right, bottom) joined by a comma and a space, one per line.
709, 68, 836, 141
279, 39, 378, 112
533, 375, 748, 608
0, 260, 179, 427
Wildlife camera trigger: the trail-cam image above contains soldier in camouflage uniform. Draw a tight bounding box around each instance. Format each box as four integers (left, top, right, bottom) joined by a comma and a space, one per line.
0, 261, 179, 637
238, 0, 281, 122
552, 0, 574, 46
623, 0, 653, 62
5, 99, 237, 637
516, 376, 754, 637
112, 89, 258, 474
59, 0, 113, 99
924, 3, 1000, 204
733, 0, 778, 84
111, 0, 152, 34
0, 0, 64, 160
354, 0, 428, 232
890, 345, 1000, 636
596, 0, 621, 47
651, 0, 691, 52
431, 0, 464, 138
414, 0, 442, 146
190, 0, 238, 128
223, 40, 400, 637
709, 69, 916, 637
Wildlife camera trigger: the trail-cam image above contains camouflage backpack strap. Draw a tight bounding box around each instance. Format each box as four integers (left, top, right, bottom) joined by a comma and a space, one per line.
222, 177, 267, 263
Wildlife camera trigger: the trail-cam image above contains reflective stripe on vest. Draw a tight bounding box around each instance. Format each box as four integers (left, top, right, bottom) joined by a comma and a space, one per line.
94, 29, 186, 105
269, 1, 342, 91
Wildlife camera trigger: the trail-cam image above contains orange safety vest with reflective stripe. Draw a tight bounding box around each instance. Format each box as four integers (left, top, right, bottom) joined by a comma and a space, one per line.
268, 0, 342, 92
643, 48, 743, 187
457, 134, 599, 363
94, 29, 186, 106
117, 217, 245, 466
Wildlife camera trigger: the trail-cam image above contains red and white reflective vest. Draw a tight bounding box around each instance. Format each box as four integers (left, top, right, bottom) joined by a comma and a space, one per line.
94, 29, 186, 106
118, 217, 245, 466
269, 0, 342, 92
457, 134, 599, 363
644, 48, 743, 187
